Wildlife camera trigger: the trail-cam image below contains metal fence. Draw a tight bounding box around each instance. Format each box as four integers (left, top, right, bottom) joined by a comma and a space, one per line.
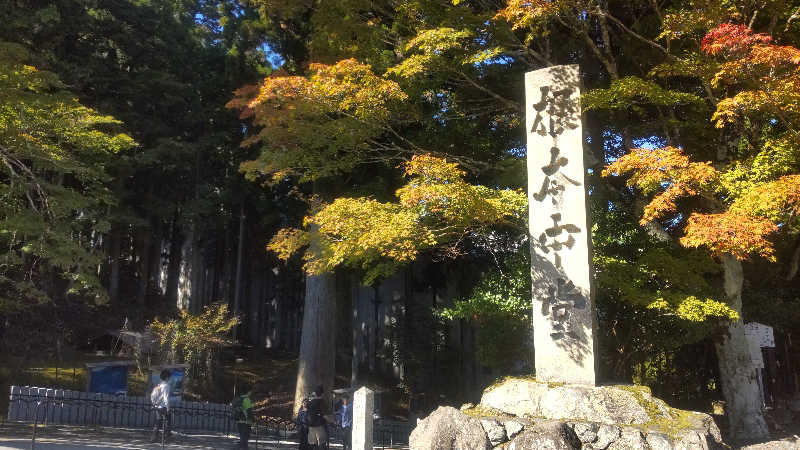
6, 385, 413, 448
8, 386, 233, 432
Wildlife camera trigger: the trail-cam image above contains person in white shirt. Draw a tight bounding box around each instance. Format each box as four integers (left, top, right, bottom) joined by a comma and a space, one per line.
150, 369, 173, 442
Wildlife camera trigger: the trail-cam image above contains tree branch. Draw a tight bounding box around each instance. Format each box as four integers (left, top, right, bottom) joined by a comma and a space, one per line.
592, 8, 673, 59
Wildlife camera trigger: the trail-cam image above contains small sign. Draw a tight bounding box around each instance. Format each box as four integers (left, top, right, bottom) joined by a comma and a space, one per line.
86, 361, 135, 395
744, 322, 775, 348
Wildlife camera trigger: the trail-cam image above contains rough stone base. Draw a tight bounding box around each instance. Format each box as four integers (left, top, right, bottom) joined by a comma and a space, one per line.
410, 378, 725, 450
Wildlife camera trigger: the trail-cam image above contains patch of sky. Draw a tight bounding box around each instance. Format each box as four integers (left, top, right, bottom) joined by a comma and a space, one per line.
603, 130, 623, 163
476, 55, 515, 66
507, 147, 526, 158
261, 43, 285, 68
632, 136, 666, 150
668, 212, 684, 228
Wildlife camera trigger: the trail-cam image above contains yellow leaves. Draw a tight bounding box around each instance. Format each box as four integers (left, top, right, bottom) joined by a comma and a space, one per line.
309, 59, 408, 122
149, 304, 239, 367
680, 212, 777, 261
405, 28, 473, 54
494, 0, 560, 30
397, 155, 526, 227
267, 228, 310, 261
402, 154, 465, 181
729, 175, 800, 225
268, 155, 527, 280
385, 28, 473, 80
648, 296, 739, 322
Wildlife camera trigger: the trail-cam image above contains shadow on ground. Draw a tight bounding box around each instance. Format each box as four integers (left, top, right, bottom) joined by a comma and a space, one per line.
0, 423, 303, 449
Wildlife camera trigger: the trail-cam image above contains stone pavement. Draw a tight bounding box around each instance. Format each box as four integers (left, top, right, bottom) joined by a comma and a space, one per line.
0, 422, 301, 449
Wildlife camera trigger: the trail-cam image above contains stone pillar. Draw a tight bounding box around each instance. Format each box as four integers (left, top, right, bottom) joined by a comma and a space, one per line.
352, 386, 374, 450
526, 65, 597, 386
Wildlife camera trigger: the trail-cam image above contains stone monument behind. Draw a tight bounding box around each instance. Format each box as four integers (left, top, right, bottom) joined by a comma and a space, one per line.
408, 65, 727, 450
526, 64, 597, 386
352, 386, 374, 450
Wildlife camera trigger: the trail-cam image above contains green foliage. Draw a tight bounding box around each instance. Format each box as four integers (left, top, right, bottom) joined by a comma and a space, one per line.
438, 253, 531, 370
583, 77, 704, 112
0, 41, 134, 311
149, 303, 239, 376
595, 250, 737, 322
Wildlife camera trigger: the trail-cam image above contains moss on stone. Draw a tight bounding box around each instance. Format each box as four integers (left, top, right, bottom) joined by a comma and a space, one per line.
483, 374, 539, 393
480, 378, 705, 441
608, 385, 699, 438
461, 404, 506, 419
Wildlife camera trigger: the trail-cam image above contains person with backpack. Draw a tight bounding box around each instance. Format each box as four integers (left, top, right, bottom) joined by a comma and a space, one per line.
232, 385, 256, 449
150, 369, 173, 443
306, 385, 328, 449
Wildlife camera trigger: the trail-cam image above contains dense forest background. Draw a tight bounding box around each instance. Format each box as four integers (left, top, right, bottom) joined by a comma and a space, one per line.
2, 0, 800, 440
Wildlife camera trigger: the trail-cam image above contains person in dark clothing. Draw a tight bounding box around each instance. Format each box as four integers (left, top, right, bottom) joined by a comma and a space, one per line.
306, 385, 328, 449
296, 398, 310, 450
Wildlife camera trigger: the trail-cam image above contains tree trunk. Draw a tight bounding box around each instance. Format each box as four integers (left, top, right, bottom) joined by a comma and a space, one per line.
166, 214, 183, 307
109, 224, 122, 302
715, 254, 769, 440
136, 226, 152, 305
233, 205, 246, 320
293, 270, 336, 415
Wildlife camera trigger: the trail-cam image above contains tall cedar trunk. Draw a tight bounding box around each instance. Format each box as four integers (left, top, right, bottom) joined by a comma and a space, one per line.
189, 227, 203, 313
351, 276, 359, 386
149, 221, 162, 295
233, 206, 246, 323
293, 269, 336, 415
136, 226, 152, 305
166, 215, 182, 306
715, 254, 769, 440
109, 224, 122, 302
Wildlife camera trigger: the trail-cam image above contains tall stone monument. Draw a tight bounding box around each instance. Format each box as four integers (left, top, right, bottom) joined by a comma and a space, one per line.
526, 65, 597, 385
352, 386, 374, 450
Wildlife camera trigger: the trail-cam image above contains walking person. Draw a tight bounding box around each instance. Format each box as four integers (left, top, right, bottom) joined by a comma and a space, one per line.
336, 395, 352, 450
306, 385, 328, 449
150, 369, 173, 443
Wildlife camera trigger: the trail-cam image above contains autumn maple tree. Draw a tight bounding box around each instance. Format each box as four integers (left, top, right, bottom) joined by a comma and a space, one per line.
267, 154, 526, 283
603, 22, 800, 439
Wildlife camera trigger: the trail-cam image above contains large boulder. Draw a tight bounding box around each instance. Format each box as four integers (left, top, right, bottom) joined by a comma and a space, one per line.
481, 378, 671, 425
409, 406, 491, 450
410, 378, 726, 449
507, 421, 582, 450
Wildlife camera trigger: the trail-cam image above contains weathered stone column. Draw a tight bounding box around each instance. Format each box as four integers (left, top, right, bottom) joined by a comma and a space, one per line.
526, 65, 597, 385
352, 386, 374, 450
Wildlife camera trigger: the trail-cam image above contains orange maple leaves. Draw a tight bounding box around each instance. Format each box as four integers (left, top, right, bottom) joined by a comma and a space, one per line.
603, 146, 788, 261
604, 24, 800, 261
681, 213, 777, 261
700, 23, 772, 57
603, 147, 717, 224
